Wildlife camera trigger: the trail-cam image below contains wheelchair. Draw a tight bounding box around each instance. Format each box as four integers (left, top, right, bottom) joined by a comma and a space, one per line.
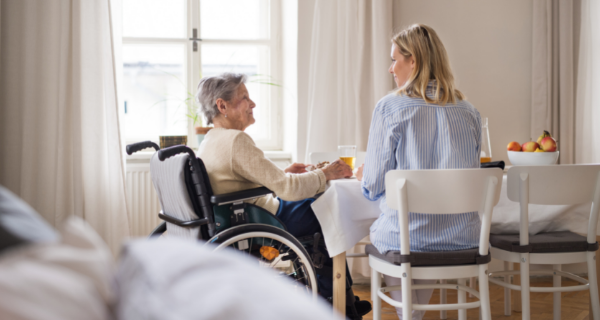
126, 141, 321, 298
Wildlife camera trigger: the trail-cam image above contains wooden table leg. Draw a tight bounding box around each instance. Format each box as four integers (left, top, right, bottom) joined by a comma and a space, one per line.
333, 252, 346, 317
590, 236, 600, 317
513, 262, 522, 313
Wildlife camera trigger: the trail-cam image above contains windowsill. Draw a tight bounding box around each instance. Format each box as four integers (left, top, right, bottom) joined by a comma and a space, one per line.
126, 150, 292, 163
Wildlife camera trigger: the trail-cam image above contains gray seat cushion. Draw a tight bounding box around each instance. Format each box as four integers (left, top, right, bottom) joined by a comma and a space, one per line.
490, 231, 599, 253
365, 244, 490, 267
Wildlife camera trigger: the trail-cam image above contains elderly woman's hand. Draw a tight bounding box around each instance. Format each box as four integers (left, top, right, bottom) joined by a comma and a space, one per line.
284, 163, 309, 174
322, 159, 353, 181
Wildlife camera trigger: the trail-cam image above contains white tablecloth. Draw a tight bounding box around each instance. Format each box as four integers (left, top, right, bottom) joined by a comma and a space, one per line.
311, 175, 596, 258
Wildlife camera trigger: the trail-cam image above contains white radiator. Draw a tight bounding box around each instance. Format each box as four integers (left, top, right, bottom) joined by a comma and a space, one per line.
126, 164, 162, 237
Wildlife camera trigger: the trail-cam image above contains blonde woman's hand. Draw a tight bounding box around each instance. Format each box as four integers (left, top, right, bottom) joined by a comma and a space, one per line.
284, 163, 309, 174
355, 164, 364, 181
322, 159, 353, 181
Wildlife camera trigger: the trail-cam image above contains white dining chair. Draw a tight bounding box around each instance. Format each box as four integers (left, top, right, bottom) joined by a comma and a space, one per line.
309, 151, 369, 259
488, 165, 600, 320
367, 168, 503, 320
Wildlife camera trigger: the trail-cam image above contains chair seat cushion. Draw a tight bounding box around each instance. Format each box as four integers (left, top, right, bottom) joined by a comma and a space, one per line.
490, 231, 599, 253
365, 245, 490, 267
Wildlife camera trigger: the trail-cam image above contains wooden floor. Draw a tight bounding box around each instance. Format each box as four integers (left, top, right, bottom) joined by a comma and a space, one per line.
353, 277, 592, 320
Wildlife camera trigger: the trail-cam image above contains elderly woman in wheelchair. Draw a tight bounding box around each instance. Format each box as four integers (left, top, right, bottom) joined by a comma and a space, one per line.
127, 73, 371, 319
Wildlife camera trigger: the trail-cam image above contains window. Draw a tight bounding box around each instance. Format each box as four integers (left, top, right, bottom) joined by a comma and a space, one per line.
121, 0, 282, 150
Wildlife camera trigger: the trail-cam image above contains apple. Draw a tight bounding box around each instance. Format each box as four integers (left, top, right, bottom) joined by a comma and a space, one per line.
536, 130, 551, 145
522, 141, 540, 152
507, 141, 521, 151
540, 136, 557, 152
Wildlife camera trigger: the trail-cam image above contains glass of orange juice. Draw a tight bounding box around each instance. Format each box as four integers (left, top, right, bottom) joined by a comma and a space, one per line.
480, 117, 492, 163
338, 145, 356, 170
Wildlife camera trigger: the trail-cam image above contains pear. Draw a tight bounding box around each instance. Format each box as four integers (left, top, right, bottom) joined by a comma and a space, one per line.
536, 130, 551, 145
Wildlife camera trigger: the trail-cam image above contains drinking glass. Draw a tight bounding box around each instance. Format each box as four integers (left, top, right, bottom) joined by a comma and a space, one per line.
338, 145, 356, 170
481, 117, 492, 163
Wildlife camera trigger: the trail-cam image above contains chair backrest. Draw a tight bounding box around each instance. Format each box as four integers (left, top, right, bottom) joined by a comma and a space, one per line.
385, 168, 503, 214
150, 153, 214, 240
506, 165, 600, 205
309, 151, 366, 167
385, 168, 503, 255
506, 164, 600, 243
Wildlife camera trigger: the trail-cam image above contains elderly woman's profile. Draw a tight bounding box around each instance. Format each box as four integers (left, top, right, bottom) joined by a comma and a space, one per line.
195, 73, 371, 318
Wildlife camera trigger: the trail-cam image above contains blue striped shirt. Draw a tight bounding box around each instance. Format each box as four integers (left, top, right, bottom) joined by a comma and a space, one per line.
362, 84, 482, 253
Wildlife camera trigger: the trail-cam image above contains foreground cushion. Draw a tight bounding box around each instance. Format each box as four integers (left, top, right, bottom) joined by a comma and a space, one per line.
116, 238, 342, 320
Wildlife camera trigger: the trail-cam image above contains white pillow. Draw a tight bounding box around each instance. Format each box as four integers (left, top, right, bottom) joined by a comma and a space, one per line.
0, 217, 115, 320
116, 238, 343, 320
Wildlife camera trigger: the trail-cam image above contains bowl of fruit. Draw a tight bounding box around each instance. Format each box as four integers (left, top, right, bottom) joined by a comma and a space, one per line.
507, 130, 559, 166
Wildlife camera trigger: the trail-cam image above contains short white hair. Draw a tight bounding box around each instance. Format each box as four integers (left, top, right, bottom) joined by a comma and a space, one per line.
195, 73, 247, 125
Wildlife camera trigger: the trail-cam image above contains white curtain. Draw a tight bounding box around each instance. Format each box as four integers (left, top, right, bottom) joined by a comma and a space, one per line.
0, 0, 129, 254
304, 0, 393, 162
530, 0, 578, 164
575, 0, 600, 164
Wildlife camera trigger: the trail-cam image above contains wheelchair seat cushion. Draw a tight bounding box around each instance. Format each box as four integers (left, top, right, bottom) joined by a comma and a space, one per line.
150, 153, 200, 239
365, 244, 491, 267
490, 231, 599, 253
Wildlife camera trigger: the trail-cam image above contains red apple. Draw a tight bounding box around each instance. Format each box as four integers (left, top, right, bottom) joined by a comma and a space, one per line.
522, 141, 540, 152
507, 141, 521, 151
540, 136, 557, 152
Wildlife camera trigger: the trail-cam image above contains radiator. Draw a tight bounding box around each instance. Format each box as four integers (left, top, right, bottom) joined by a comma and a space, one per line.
126, 164, 162, 237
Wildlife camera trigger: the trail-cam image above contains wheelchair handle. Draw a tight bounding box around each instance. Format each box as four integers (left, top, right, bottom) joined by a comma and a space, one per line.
126, 141, 160, 155
158, 145, 194, 161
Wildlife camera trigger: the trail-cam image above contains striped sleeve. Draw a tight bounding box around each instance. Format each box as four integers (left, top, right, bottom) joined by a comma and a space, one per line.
361, 103, 398, 201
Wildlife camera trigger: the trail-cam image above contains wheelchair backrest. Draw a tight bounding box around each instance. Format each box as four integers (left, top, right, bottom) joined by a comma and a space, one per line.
150, 153, 214, 240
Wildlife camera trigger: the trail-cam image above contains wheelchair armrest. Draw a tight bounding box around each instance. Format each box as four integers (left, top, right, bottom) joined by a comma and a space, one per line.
210, 187, 274, 205
158, 212, 209, 228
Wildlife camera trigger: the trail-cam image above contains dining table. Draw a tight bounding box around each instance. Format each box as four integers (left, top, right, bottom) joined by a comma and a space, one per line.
310, 170, 600, 317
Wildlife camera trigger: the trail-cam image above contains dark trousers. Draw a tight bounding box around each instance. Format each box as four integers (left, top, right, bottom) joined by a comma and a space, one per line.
276, 198, 353, 298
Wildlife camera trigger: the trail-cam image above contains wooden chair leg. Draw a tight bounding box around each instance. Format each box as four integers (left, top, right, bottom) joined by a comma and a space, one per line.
440, 279, 447, 319
504, 261, 512, 316
520, 253, 531, 320
588, 250, 600, 320
371, 267, 382, 320
458, 278, 467, 320
479, 265, 491, 320
553, 264, 561, 320
401, 264, 413, 320
513, 262, 522, 313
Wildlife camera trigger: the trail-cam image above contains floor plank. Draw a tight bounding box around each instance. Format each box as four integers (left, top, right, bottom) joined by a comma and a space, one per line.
353, 277, 591, 320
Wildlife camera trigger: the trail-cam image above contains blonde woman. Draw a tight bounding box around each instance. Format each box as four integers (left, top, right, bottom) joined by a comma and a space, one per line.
357, 24, 482, 319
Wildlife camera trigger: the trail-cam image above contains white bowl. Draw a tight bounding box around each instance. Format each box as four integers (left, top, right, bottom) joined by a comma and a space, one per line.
507, 151, 559, 166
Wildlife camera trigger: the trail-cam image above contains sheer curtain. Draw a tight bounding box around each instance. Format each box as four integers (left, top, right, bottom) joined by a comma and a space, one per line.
575, 0, 600, 164
0, 0, 129, 254
530, 0, 579, 164
304, 0, 393, 161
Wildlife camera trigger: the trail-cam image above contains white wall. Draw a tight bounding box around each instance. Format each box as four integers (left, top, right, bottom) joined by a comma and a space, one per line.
393, 0, 533, 165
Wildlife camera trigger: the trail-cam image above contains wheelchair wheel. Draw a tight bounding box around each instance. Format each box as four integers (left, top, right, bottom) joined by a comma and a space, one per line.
208, 224, 318, 299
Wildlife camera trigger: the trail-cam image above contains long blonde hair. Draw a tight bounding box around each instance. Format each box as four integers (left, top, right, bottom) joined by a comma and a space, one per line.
392, 24, 464, 105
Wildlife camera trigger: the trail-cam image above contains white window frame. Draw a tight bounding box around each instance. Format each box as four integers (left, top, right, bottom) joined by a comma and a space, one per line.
122, 0, 283, 150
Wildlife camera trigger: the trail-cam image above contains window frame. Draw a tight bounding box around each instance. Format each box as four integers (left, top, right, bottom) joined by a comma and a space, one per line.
121, 0, 283, 150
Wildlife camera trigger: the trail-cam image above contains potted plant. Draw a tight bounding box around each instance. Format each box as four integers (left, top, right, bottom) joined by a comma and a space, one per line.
187, 102, 211, 147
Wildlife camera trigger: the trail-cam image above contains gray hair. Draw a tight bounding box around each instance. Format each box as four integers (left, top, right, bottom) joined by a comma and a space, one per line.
195, 73, 248, 125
